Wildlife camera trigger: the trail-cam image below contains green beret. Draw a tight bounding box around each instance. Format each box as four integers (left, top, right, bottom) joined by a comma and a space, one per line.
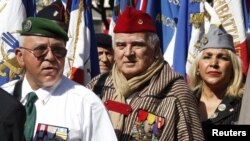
21, 17, 68, 41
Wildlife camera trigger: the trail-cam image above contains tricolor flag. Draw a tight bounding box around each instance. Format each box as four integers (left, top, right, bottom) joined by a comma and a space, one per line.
63, 0, 99, 85
0, 0, 35, 85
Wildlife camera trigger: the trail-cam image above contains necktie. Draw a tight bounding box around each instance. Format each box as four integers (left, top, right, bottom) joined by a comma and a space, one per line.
24, 92, 38, 141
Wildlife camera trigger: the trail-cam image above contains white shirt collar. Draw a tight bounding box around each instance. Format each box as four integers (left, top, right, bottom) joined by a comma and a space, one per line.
21, 75, 62, 105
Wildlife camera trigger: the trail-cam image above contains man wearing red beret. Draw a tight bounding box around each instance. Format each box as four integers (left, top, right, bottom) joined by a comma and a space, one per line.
87, 6, 204, 141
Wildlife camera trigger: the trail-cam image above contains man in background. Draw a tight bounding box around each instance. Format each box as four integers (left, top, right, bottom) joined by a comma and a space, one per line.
96, 33, 114, 74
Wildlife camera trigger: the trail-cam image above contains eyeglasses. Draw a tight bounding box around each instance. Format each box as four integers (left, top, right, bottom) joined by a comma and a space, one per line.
20, 46, 67, 58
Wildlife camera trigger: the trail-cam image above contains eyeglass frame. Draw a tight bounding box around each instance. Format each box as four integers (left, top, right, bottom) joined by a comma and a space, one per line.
19, 46, 67, 58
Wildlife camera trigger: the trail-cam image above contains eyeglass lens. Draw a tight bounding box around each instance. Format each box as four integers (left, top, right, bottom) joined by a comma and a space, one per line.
33, 46, 67, 58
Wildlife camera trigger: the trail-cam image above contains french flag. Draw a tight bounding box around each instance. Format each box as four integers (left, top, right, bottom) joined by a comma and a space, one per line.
63, 0, 99, 85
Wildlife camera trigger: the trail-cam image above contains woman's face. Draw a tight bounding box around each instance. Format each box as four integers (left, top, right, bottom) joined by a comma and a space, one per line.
198, 48, 233, 89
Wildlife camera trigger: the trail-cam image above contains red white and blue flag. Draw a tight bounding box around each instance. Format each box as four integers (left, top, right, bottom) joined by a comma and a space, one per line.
63, 0, 99, 85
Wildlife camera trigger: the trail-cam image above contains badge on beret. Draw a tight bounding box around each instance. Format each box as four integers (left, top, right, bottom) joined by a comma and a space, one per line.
202, 37, 208, 45
138, 19, 143, 25
23, 20, 32, 32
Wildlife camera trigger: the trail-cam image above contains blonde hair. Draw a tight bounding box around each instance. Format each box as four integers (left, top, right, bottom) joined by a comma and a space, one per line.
188, 49, 244, 97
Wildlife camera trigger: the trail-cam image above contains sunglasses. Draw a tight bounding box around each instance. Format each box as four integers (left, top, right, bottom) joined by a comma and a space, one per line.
20, 46, 67, 58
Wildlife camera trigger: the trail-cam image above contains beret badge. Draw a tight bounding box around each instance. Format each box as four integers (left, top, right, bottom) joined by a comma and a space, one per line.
138, 19, 143, 25
201, 37, 208, 45
23, 20, 32, 32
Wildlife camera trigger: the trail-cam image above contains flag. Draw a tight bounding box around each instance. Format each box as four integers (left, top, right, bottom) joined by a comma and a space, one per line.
22, 0, 36, 17
63, 0, 99, 85
0, 0, 34, 85
213, 0, 249, 76
186, 1, 211, 80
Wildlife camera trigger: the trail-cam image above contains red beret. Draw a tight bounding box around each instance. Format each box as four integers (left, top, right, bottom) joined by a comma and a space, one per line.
113, 6, 156, 33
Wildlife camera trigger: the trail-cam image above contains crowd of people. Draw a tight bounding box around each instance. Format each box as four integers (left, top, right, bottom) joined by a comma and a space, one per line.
0, 1, 249, 141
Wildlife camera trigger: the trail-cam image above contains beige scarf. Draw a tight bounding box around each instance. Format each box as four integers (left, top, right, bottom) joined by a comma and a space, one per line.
110, 57, 164, 134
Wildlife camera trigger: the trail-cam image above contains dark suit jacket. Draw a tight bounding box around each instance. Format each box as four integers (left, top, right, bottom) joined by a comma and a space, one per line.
0, 88, 25, 141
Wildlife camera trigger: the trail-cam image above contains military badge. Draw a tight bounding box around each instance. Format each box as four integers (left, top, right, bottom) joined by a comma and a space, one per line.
202, 36, 208, 45
130, 110, 165, 141
35, 123, 68, 141
23, 20, 32, 32
138, 19, 143, 25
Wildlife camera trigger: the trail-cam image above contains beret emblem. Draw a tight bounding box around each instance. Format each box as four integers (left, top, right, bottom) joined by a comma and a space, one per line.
202, 37, 208, 45
23, 20, 32, 32
138, 19, 143, 25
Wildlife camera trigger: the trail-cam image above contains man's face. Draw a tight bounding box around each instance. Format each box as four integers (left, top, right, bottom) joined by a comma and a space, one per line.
114, 33, 156, 79
16, 36, 66, 90
98, 46, 114, 74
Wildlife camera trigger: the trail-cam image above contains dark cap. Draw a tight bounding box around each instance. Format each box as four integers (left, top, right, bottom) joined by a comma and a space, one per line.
21, 17, 68, 41
96, 33, 112, 49
37, 0, 69, 31
200, 24, 235, 52
113, 6, 156, 33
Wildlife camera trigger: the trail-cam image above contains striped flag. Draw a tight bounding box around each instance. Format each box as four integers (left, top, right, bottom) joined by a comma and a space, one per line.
0, 0, 35, 85
63, 0, 99, 85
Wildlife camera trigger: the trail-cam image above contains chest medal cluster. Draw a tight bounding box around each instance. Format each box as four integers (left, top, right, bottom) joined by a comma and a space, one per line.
130, 110, 165, 141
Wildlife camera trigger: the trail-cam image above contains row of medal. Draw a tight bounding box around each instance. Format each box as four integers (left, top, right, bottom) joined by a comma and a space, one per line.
130, 110, 165, 141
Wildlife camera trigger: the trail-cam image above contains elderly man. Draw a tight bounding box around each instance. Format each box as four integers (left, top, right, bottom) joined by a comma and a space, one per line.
87, 6, 204, 141
1, 17, 117, 141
